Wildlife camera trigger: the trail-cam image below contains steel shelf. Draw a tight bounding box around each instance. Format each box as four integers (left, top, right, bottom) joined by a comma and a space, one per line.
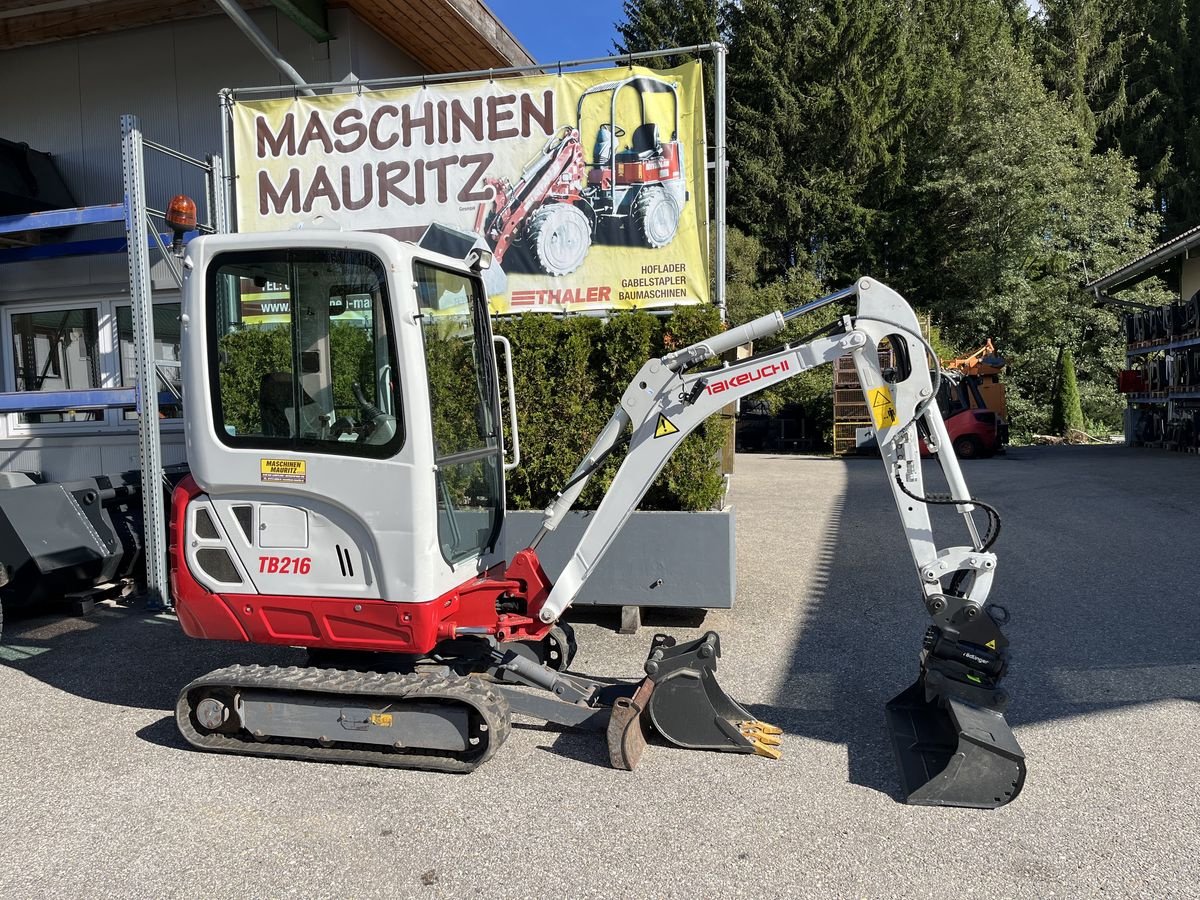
1126, 334, 1200, 358
1126, 390, 1200, 404
0, 202, 125, 235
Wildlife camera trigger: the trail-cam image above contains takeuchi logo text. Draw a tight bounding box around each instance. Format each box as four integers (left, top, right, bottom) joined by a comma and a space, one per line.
251, 90, 555, 216
705, 360, 791, 395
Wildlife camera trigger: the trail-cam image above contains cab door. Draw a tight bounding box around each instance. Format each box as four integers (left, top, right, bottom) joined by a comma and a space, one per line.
413, 261, 505, 566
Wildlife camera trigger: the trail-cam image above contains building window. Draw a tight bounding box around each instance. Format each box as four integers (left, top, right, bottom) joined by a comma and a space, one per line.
117, 303, 183, 419
9, 307, 102, 424
3, 298, 185, 433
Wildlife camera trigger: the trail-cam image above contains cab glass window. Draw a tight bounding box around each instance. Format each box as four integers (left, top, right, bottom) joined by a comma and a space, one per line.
415, 262, 502, 564
207, 249, 402, 457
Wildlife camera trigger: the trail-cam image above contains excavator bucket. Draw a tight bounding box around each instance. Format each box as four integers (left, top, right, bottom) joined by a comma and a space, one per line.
885, 680, 1026, 808
607, 632, 782, 770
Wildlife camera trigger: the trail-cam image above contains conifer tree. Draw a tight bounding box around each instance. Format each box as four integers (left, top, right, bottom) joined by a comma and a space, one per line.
724, 0, 917, 280
1036, 0, 1134, 138
1051, 348, 1086, 435
613, 0, 722, 148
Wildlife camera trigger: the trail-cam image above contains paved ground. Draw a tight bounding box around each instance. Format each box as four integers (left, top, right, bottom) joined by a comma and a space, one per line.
1, 446, 1198, 899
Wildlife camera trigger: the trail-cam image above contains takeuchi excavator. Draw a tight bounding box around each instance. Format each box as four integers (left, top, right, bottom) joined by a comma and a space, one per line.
170, 228, 1025, 809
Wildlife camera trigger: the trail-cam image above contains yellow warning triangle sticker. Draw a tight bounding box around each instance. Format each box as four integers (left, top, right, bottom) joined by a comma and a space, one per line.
985, 639, 997, 650
654, 413, 680, 438
866, 386, 899, 429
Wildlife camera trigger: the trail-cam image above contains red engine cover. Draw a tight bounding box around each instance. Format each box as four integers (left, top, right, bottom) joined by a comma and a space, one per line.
169, 476, 555, 654
616, 142, 682, 185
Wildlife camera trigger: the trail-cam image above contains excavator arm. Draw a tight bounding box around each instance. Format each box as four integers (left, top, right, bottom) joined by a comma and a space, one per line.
522, 277, 1024, 807
533, 278, 994, 624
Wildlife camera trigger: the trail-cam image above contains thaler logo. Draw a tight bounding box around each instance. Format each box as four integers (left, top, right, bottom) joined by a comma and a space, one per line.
706, 360, 791, 395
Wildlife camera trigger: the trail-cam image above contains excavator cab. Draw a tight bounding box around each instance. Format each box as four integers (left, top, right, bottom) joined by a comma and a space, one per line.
175, 231, 516, 649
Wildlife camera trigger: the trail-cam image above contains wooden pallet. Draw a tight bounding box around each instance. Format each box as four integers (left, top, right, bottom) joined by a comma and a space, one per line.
833, 347, 891, 455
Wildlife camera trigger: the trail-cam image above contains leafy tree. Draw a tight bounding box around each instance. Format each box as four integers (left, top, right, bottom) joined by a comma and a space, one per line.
883, 28, 1162, 437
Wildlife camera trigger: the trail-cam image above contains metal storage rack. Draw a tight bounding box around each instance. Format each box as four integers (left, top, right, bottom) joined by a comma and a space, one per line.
1123, 317, 1200, 451
0, 115, 226, 604
832, 354, 874, 455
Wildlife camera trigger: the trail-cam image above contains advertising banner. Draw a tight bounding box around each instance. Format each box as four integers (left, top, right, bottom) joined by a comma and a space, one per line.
231, 61, 709, 315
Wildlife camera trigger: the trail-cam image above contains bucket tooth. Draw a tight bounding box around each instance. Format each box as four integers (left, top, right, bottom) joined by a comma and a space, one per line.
738, 721, 784, 759
885, 680, 1026, 809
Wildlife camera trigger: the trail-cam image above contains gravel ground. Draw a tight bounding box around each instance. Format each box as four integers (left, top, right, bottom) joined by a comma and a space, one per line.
0, 445, 1197, 899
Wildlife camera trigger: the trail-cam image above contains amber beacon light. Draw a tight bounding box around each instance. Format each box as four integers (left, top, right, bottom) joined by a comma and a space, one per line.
165, 194, 198, 254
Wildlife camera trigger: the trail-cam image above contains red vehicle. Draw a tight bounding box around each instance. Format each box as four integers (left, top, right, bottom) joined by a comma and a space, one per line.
924, 375, 1005, 458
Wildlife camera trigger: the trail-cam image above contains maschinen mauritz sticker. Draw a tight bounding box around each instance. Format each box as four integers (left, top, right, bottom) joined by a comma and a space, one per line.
260, 458, 307, 483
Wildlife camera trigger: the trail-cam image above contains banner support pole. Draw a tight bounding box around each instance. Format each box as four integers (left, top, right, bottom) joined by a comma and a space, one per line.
714, 42, 727, 323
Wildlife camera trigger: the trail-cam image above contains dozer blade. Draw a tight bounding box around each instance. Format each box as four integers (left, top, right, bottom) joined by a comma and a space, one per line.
606, 678, 654, 770
626, 633, 782, 764
885, 681, 1026, 809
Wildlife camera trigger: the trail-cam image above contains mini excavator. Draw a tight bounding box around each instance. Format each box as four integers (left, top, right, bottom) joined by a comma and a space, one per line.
170, 229, 1025, 808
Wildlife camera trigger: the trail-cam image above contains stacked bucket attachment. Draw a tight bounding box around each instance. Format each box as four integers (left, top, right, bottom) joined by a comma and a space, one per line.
884, 603, 1026, 808
606, 632, 782, 770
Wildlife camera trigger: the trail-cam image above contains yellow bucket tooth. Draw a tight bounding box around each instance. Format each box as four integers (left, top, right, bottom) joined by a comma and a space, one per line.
751, 732, 782, 746
738, 721, 784, 755
750, 740, 783, 760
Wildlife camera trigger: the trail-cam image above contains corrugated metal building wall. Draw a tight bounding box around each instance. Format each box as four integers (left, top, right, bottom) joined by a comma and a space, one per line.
0, 8, 423, 480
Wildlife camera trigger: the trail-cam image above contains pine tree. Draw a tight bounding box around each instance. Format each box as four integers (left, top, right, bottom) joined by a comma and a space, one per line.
613, 0, 723, 157
613, 0, 722, 61
725, 0, 918, 280
1037, 0, 1135, 138
1089, 0, 1200, 238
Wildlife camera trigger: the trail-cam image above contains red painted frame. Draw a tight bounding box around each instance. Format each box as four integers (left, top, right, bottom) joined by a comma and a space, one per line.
170, 476, 555, 654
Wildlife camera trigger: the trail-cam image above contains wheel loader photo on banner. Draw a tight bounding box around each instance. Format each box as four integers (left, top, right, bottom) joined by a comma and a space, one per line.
474, 74, 690, 277
230, 62, 709, 316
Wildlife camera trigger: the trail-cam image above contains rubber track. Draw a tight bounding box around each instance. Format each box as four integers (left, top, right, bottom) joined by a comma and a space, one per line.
176, 664, 511, 772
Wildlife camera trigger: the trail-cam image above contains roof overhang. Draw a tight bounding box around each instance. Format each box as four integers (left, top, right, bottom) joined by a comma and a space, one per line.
1085, 223, 1200, 295
0, 0, 534, 71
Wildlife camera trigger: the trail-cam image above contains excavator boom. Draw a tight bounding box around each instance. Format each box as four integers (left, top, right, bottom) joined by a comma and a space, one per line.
514, 277, 1024, 806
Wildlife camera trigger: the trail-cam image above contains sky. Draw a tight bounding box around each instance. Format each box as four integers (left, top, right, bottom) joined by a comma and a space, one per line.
486, 0, 628, 65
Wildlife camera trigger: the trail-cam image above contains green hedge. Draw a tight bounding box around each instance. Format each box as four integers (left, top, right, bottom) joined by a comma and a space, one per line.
494, 305, 729, 512
216, 307, 729, 513
217, 323, 375, 435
